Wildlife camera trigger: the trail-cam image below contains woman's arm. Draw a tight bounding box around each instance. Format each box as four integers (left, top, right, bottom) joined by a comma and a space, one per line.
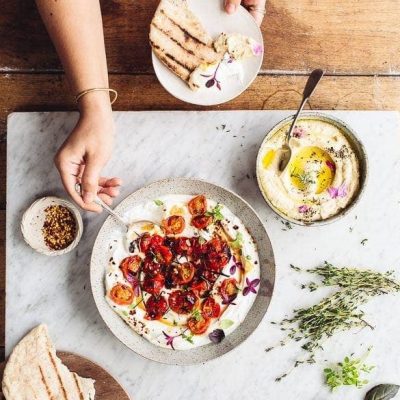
36, 0, 121, 212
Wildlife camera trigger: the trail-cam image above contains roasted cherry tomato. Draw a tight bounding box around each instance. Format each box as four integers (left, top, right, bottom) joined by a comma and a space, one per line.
191, 237, 208, 258
219, 278, 239, 300
145, 295, 168, 320
187, 316, 211, 335
202, 269, 218, 284
142, 273, 165, 295
142, 256, 162, 275
188, 195, 207, 215
168, 290, 198, 314
119, 255, 142, 282
207, 252, 230, 272
174, 237, 193, 256
191, 215, 213, 230
162, 215, 185, 235
109, 284, 134, 305
139, 233, 152, 253
171, 262, 195, 285
154, 245, 173, 265
190, 279, 210, 297
201, 297, 221, 319
150, 235, 164, 249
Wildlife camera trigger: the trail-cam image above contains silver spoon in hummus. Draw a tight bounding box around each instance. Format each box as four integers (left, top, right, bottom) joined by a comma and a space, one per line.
278, 69, 324, 172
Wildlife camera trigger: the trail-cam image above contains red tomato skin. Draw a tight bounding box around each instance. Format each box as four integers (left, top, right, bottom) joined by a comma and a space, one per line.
142, 274, 165, 295
171, 262, 195, 285
188, 195, 207, 215
191, 215, 213, 230
168, 290, 198, 314
201, 297, 221, 319
142, 256, 162, 276
119, 255, 142, 282
145, 295, 168, 320
219, 278, 239, 299
150, 235, 164, 249
154, 245, 173, 265
139, 233, 152, 253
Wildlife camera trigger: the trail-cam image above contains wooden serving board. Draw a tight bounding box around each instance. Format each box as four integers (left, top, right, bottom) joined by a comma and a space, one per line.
0, 351, 130, 400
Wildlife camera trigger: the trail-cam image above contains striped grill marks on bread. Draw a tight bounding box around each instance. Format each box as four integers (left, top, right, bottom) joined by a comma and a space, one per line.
150, 0, 222, 86
2, 325, 95, 400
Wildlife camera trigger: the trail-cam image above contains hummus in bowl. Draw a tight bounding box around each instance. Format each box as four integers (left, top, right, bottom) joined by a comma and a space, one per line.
256, 113, 367, 224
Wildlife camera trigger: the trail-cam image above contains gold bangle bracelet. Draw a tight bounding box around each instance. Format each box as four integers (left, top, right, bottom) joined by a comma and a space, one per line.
75, 88, 118, 105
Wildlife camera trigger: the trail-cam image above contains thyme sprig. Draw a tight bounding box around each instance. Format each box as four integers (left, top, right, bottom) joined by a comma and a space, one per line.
267, 262, 400, 380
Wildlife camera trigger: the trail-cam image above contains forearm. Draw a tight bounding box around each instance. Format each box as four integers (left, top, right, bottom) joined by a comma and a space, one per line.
36, 0, 109, 96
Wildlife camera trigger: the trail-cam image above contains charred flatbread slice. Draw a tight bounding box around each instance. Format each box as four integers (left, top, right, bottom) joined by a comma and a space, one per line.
150, 0, 222, 87
2, 325, 95, 400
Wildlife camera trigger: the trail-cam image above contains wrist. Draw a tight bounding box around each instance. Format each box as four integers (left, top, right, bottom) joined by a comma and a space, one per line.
78, 90, 113, 117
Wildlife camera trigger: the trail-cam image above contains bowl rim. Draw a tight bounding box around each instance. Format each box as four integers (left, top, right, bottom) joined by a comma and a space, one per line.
255, 111, 369, 227
90, 177, 276, 364
20, 196, 83, 256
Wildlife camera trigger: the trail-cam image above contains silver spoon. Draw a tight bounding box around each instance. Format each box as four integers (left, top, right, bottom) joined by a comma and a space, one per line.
278, 69, 324, 172
74, 183, 159, 233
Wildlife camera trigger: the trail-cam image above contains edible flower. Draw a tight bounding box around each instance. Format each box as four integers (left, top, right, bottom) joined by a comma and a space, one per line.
252, 43, 263, 56
162, 331, 177, 350
243, 278, 260, 296
326, 160, 336, 172
229, 255, 244, 275
292, 126, 306, 138
328, 183, 347, 199
298, 204, 310, 213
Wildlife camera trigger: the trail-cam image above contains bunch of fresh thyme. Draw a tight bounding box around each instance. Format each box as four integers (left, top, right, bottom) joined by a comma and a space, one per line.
267, 262, 400, 380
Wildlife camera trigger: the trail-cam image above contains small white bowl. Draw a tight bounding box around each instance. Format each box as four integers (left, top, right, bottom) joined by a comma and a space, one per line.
21, 196, 83, 256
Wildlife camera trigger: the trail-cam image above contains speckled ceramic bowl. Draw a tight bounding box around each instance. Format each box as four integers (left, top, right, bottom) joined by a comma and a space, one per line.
21, 196, 83, 256
256, 112, 368, 226
91, 178, 275, 365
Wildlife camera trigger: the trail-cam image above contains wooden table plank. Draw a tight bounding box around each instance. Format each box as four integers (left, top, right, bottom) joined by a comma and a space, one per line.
1, 0, 399, 75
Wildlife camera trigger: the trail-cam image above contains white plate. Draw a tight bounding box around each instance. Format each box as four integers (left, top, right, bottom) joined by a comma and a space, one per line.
151, 0, 264, 106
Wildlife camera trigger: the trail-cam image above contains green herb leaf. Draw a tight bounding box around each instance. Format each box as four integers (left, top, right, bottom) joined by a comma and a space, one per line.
154, 199, 164, 206
121, 310, 129, 317
365, 384, 400, 400
323, 349, 374, 391
191, 309, 202, 321
181, 332, 194, 344
231, 232, 243, 249
206, 204, 224, 222
220, 319, 234, 330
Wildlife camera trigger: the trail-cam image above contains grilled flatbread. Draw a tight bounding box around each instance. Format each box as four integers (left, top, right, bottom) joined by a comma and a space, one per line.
150, 0, 222, 86
2, 325, 95, 400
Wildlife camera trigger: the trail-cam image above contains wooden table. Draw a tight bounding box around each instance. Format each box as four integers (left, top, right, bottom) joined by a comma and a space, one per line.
1, 0, 399, 359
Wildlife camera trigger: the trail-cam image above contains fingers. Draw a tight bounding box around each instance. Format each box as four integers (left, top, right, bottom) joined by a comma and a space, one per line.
81, 155, 102, 203
244, 0, 267, 26
224, 0, 241, 14
54, 153, 102, 213
98, 177, 123, 189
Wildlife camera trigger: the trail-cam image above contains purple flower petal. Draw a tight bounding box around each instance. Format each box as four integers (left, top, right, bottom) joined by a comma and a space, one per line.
252, 43, 263, 56
292, 126, 305, 138
298, 205, 310, 213
209, 329, 225, 344
243, 286, 250, 296
230, 264, 237, 275
328, 183, 347, 199
326, 160, 336, 172
205, 78, 215, 88
216, 81, 222, 91
243, 278, 260, 296
162, 331, 175, 350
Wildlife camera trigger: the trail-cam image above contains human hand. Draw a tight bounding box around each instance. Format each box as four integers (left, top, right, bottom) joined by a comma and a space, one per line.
224, 0, 267, 26
54, 93, 122, 213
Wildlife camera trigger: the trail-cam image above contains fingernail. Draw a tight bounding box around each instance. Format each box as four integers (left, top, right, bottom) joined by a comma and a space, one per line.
226, 3, 236, 13
83, 191, 94, 204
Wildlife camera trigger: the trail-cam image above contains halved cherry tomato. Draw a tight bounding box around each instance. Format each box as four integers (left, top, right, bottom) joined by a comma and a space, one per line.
145, 295, 168, 320
207, 251, 230, 272
191, 237, 208, 258
150, 235, 164, 249
109, 284, 134, 305
171, 262, 195, 285
162, 215, 185, 235
142, 273, 165, 295
190, 278, 209, 296
139, 233, 152, 253
174, 237, 193, 256
142, 256, 162, 275
187, 316, 211, 335
168, 290, 198, 314
154, 245, 173, 265
201, 297, 221, 319
202, 269, 218, 284
219, 278, 239, 300
188, 195, 207, 215
119, 256, 142, 282
191, 215, 213, 230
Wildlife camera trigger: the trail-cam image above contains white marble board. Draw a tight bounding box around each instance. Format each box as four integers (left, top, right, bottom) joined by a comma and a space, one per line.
6, 111, 400, 400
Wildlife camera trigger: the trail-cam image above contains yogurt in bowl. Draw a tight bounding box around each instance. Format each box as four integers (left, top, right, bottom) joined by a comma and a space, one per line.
256, 113, 368, 225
